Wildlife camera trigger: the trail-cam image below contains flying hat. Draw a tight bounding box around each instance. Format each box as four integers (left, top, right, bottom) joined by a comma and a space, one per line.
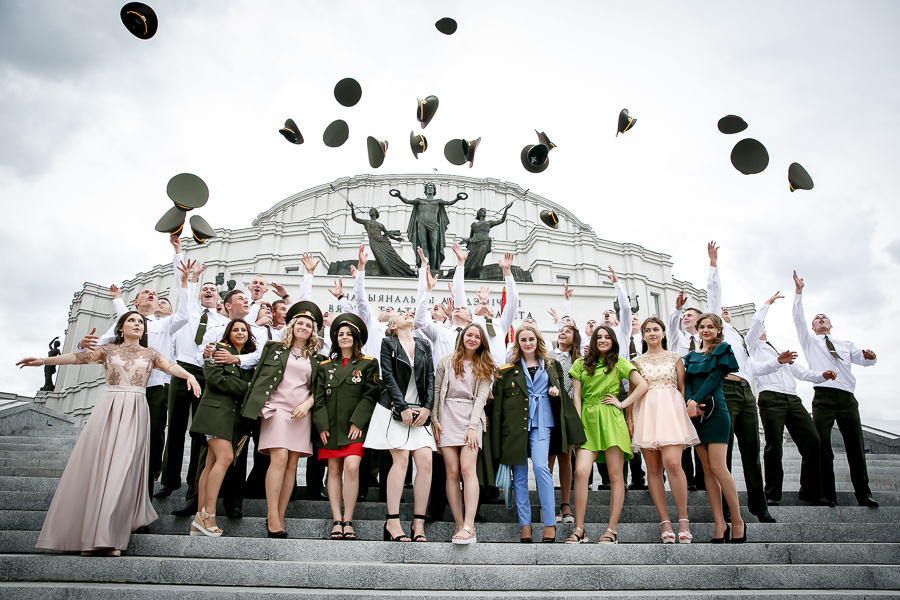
540, 209, 559, 229
330, 313, 369, 347
417, 96, 439, 128
435, 18, 457, 35
120, 3, 158, 40
788, 162, 814, 192
410, 131, 427, 158
334, 78, 362, 107
167, 173, 209, 211
154, 206, 186, 235
323, 120, 350, 147
717, 115, 748, 134
520, 144, 549, 173
730, 138, 769, 175
444, 139, 467, 165
367, 136, 388, 168
279, 119, 303, 144
617, 109, 637, 136
462, 137, 481, 168
285, 301, 323, 331
189, 215, 216, 244
535, 130, 556, 151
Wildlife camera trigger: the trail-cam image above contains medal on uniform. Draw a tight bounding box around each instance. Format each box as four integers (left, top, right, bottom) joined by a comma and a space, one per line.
351, 369, 362, 383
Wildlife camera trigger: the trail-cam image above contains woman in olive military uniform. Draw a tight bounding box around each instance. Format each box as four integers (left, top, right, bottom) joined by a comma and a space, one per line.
492, 322, 586, 544
189, 318, 257, 537
313, 313, 379, 540
242, 301, 324, 538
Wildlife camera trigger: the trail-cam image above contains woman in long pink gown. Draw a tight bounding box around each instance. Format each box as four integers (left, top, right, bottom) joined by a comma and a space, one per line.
17, 310, 201, 555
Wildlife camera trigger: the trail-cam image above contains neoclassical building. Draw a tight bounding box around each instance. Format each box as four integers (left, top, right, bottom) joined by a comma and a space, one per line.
37, 173, 751, 423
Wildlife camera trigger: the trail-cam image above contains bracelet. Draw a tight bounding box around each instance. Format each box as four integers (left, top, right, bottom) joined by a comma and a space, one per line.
337, 294, 345, 300
281, 294, 290, 300
626, 420, 633, 423
38, 358, 45, 366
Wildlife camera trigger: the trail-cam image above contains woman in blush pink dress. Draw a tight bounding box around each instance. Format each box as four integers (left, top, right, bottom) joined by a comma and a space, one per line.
17, 310, 201, 555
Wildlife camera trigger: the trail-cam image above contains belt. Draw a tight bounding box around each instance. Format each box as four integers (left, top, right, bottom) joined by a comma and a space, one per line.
177, 361, 204, 375
725, 375, 749, 387
106, 385, 145, 393
446, 397, 473, 403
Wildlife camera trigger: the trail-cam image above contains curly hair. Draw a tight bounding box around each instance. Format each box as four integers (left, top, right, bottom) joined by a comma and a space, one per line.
280, 315, 322, 357
696, 313, 725, 354
583, 325, 619, 377
451, 323, 496, 381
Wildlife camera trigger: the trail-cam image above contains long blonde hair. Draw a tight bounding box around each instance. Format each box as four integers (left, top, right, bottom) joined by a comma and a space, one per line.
509, 322, 551, 366
696, 313, 725, 355
451, 323, 496, 381
280, 316, 322, 357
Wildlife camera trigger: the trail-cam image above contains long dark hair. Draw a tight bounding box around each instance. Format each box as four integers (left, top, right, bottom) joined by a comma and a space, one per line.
330, 323, 364, 361
640, 317, 669, 354
220, 318, 257, 355
583, 325, 619, 377
113, 311, 149, 347
696, 313, 725, 355
560, 325, 582, 361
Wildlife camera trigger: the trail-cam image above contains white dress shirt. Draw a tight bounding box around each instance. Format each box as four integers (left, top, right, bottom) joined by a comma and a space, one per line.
454, 264, 519, 368
247, 273, 313, 323
415, 267, 463, 368
746, 303, 826, 395
667, 266, 717, 356
173, 303, 230, 367
792, 294, 876, 393
707, 266, 756, 384
353, 271, 389, 361
197, 320, 267, 369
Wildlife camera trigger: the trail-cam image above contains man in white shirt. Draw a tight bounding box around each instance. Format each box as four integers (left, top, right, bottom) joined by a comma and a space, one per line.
792, 271, 879, 507
747, 292, 837, 507
414, 247, 473, 368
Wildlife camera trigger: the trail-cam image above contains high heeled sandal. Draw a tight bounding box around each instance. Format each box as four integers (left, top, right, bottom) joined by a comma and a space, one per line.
543, 525, 556, 543
677, 518, 693, 544
565, 526, 585, 544
729, 522, 747, 544
383, 514, 411, 542
330, 520, 344, 540
556, 503, 574, 524
342, 521, 356, 540
411, 514, 427, 542
598, 528, 618, 544
660, 520, 676, 544
710, 524, 730, 544
451, 524, 477, 545
190, 507, 223, 537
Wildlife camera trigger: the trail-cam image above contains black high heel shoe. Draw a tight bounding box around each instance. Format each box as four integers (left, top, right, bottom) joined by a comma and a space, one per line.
710, 524, 730, 544
411, 514, 427, 542
265, 518, 287, 539
342, 521, 356, 541
729, 522, 747, 544
542, 526, 556, 543
383, 514, 411, 542
330, 520, 344, 540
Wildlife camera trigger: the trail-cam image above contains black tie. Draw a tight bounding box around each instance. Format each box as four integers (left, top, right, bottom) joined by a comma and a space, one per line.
629, 337, 637, 360
765, 340, 778, 353
194, 309, 209, 345
689, 337, 696, 352
267, 326, 273, 341
485, 318, 495, 337
456, 326, 463, 341
824, 336, 843, 361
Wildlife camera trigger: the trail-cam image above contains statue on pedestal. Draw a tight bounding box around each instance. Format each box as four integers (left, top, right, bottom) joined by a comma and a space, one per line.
41, 337, 61, 392
461, 202, 514, 279
347, 200, 416, 277
392, 183, 467, 273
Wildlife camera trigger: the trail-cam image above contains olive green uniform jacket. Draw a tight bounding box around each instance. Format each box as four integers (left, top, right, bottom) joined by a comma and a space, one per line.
313, 355, 380, 449
241, 341, 325, 424
190, 345, 255, 442
491, 358, 587, 466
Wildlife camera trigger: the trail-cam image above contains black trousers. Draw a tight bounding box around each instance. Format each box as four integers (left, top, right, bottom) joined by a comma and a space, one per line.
812, 387, 871, 502
190, 437, 246, 512
161, 362, 205, 491
722, 379, 766, 515
145, 384, 168, 495
682, 447, 704, 488
758, 391, 822, 501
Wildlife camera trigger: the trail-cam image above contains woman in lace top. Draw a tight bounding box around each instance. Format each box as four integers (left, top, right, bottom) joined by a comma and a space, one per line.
18, 311, 200, 556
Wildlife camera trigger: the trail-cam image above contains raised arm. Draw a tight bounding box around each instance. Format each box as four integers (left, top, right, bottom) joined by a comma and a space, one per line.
413, 253, 441, 342
347, 200, 365, 225
390, 189, 413, 205
562, 284, 573, 318
297, 253, 319, 302
706, 241, 722, 317
489, 201, 514, 226
452, 243, 467, 305
747, 296, 775, 355
607, 265, 631, 349
165, 260, 194, 336
499, 253, 518, 333
352, 246, 375, 328
791, 271, 813, 353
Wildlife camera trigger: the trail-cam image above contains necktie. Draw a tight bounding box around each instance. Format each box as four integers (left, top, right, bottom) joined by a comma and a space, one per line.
689, 337, 696, 352
456, 327, 463, 341
629, 337, 637, 360
485, 317, 495, 337
824, 336, 843, 361
765, 340, 778, 353
267, 326, 273, 341
194, 309, 209, 345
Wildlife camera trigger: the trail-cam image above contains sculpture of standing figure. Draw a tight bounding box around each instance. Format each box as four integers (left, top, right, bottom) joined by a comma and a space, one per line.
347, 200, 416, 277
392, 183, 467, 273
41, 337, 61, 391
461, 202, 514, 279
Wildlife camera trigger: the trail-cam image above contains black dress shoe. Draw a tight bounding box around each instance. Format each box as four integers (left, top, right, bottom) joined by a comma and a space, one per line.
357, 493, 366, 502
858, 496, 879, 508
134, 526, 150, 534
627, 481, 647, 491
751, 509, 777, 523
171, 502, 198, 517
315, 491, 329, 501
687, 484, 698, 491
816, 497, 837, 507
226, 507, 243, 519
766, 498, 780, 506
267, 529, 288, 539
597, 483, 611, 491
153, 486, 179, 499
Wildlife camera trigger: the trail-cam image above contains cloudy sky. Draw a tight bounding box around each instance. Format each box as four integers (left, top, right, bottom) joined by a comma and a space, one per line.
2, 1, 898, 421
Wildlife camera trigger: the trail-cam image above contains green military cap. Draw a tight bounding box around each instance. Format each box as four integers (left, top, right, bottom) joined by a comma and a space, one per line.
462, 137, 481, 168
410, 131, 427, 159
540, 209, 559, 229
435, 18, 457, 35
730, 138, 769, 175
155, 206, 186, 234
520, 144, 549, 173
367, 136, 388, 169
279, 119, 303, 144
189, 215, 216, 244
717, 115, 748, 134
286, 301, 323, 331
167, 173, 208, 211
323, 119, 349, 147
120, 3, 158, 40
334, 78, 362, 107
444, 139, 467, 166
417, 96, 439, 128
331, 313, 369, 347
788, 162, 814, 192
617, 109, 636, 136
536, 130, 556, 151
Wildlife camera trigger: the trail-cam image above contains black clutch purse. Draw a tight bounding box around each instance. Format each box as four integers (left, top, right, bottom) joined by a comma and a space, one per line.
698, 395, 715, 422
391, 403, 432, 427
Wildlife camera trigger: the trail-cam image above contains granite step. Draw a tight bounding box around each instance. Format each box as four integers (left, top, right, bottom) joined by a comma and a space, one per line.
16, 427, 81, 437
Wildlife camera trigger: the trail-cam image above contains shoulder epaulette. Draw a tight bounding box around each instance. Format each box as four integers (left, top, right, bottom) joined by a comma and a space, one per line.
498, 363, 514, 370
321, 359, 335, 364
360, 356, 375, 361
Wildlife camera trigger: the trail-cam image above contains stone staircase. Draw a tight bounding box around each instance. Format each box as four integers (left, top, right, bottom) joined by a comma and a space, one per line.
1, 422, 899, 599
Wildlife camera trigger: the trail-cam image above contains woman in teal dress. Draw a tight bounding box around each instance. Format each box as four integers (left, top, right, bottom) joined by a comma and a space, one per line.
566, 325, 648, 544
683, 313, 746, 543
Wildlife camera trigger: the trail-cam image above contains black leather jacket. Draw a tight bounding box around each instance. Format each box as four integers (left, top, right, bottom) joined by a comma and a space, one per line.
379, 336, 434, 412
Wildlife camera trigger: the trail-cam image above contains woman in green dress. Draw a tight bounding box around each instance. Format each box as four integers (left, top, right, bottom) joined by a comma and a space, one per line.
683, 313, 746, 543
566, 325, 648, 544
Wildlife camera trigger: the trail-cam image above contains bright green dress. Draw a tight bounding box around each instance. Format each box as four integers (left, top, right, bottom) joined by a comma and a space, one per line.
569, 357, 634, 462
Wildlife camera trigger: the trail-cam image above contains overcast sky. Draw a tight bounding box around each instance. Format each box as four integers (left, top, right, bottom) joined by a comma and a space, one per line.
2, 1, 898, 421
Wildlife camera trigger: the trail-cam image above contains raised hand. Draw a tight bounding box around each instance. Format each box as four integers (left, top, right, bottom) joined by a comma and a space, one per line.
447, 282, 454, 298
477, 286, 491, 304
792, 270, 804, 294
358, 244, 368, 269
606, 265, 618, 284
191, 261, 206, 282
170, 232, 182, 254
765, 291, 784, 306
350, 265, 358, 278
777, 350, 798, 364
416, 246, 428, 267
270, 282, 288, 297
563, 284, 573, 301
862, 349, 877, 360
445, 295, 455, 315
425, 266, 437, 292
301, 253, 320, 274
498, 252, 513, 274
16, 357, 44, 368
109, 284, 121, 300
708, 241, 719, 266
329, 278, 343, 298
675, 291, 688, 311
548, 308, 560, 324
452, 243, 468, 264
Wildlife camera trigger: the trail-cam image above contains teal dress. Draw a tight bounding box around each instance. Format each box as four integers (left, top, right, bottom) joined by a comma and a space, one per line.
683, 343, 739, 444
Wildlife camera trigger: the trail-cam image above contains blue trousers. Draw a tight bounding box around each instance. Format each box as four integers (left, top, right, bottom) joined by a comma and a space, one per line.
512, 426, 555, 527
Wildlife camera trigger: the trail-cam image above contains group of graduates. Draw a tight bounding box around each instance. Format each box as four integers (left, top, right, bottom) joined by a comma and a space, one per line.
19, 236, 879, 554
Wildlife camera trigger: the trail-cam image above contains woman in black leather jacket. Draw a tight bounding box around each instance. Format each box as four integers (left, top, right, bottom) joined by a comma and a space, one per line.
363, 311, 435, 542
